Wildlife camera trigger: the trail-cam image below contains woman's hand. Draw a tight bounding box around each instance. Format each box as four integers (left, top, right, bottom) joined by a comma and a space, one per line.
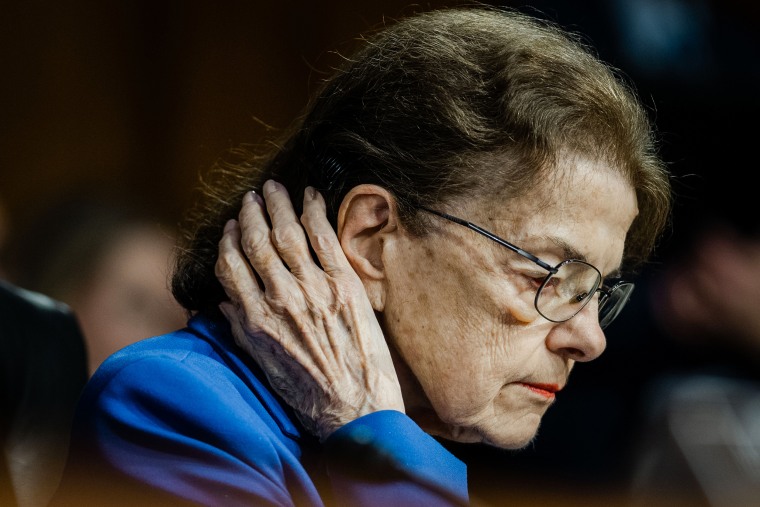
215, 180, 404, 440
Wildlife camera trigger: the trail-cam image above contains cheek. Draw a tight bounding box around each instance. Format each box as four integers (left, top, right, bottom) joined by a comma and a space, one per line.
386, 244, 491, 354
389, 283, 523, 417
422, 314, 523, 416
383, 239, 540, 417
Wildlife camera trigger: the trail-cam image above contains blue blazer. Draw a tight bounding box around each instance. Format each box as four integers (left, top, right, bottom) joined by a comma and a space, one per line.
52, 314, 467, 506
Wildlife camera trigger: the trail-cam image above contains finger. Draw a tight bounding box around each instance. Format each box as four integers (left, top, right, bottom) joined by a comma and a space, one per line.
262, 180, 319, 280
215, 218, 264, 304
237, 189, 294, 294
300, 187, 354, 277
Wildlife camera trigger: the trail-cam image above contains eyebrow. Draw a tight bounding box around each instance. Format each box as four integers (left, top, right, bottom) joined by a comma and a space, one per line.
525, 234, 586, 263
546, 236, 586, 263
542, 235, 623, 279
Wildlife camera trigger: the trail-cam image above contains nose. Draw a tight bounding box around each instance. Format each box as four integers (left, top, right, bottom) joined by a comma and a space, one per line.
545, 304, 606, 362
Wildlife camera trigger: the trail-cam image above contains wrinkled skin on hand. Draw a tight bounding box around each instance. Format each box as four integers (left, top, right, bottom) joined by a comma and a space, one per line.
215, 180, 404, 441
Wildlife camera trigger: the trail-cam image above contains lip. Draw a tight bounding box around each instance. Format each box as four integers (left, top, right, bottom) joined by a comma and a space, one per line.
518, 382, 560, 399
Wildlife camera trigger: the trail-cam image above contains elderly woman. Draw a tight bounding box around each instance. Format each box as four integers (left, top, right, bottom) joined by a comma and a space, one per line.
53, 6, 671, 507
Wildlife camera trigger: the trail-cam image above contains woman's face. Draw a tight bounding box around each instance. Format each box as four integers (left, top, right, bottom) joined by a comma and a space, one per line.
379, 154, 638, 449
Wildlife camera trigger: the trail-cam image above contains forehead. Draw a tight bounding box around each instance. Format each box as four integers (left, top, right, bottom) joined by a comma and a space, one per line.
464, 155, 638, 274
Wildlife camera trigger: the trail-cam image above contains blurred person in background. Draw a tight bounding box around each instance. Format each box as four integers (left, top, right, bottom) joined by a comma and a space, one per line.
655, 225, 760, 360
0, 197, 10, 280
1, 280, 88, 507
6, 196, 187, 376
625, 225, 760, 507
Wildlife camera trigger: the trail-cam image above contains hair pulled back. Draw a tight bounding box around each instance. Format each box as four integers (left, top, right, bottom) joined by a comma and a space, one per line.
172, 6, 671, 316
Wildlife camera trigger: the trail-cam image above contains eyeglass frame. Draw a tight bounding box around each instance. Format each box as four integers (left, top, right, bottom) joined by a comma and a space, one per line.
419, 207, 634, 329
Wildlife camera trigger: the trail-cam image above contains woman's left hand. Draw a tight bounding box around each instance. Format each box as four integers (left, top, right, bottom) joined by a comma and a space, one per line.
215, 180, 404, 441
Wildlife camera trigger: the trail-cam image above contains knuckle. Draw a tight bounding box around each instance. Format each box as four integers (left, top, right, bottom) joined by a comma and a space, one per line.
309, 231, 332, 252
240, 310, 262, 334
266, 291, 296, 313
300, 207, 317, 226
214, 258, 227, 279
271, 223, 302, 251
214, 251, 235, 280
242, 229, 271, 259
215, 256, 245, 286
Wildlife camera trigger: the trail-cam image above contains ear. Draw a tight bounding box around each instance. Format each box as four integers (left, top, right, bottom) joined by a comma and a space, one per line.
337, 184, 398, 312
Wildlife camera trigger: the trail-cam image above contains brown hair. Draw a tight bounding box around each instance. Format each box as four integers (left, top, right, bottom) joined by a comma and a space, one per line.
172, 5, 671, 315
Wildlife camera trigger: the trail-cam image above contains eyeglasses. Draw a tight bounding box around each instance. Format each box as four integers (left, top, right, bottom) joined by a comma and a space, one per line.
420, 208, 634, 329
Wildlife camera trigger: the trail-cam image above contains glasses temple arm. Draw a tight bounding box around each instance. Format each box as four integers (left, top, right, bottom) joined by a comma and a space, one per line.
420, 208, 558, 274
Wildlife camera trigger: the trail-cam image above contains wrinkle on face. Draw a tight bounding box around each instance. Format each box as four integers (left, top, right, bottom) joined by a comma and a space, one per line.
379, 152, 638, 449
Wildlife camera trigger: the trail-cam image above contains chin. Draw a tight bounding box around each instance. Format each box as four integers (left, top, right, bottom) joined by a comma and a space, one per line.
428, 419, 541, 451
480, 413, 545, 450
483, 429, 539, 450
409, 406, 543, 449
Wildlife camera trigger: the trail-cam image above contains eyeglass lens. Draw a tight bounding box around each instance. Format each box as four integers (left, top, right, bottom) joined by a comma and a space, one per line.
534, 261, 635, 328
598, 283, 635, 329
535, 260, 602, 323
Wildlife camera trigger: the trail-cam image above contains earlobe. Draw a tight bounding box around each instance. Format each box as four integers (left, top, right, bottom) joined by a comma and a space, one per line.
337, 185, 397, 311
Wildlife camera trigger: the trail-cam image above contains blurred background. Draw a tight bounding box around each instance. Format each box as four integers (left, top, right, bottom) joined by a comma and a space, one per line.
1, 1, 759, 506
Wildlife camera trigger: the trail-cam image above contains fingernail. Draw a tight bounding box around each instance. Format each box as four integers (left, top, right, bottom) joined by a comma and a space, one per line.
263, 180, 278, 196
305, 186, 316, 200
224, 219, 237, 232
244, 190, 263, 206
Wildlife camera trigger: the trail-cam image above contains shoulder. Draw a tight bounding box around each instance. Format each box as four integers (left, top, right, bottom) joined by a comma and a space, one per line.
85, 327, 255, 414
78, 323, 300, 444
62, 323, 312, 504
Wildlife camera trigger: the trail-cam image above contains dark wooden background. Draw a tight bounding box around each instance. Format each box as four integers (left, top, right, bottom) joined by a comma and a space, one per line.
2, 0, 758, 253
2, 1, 469, 237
